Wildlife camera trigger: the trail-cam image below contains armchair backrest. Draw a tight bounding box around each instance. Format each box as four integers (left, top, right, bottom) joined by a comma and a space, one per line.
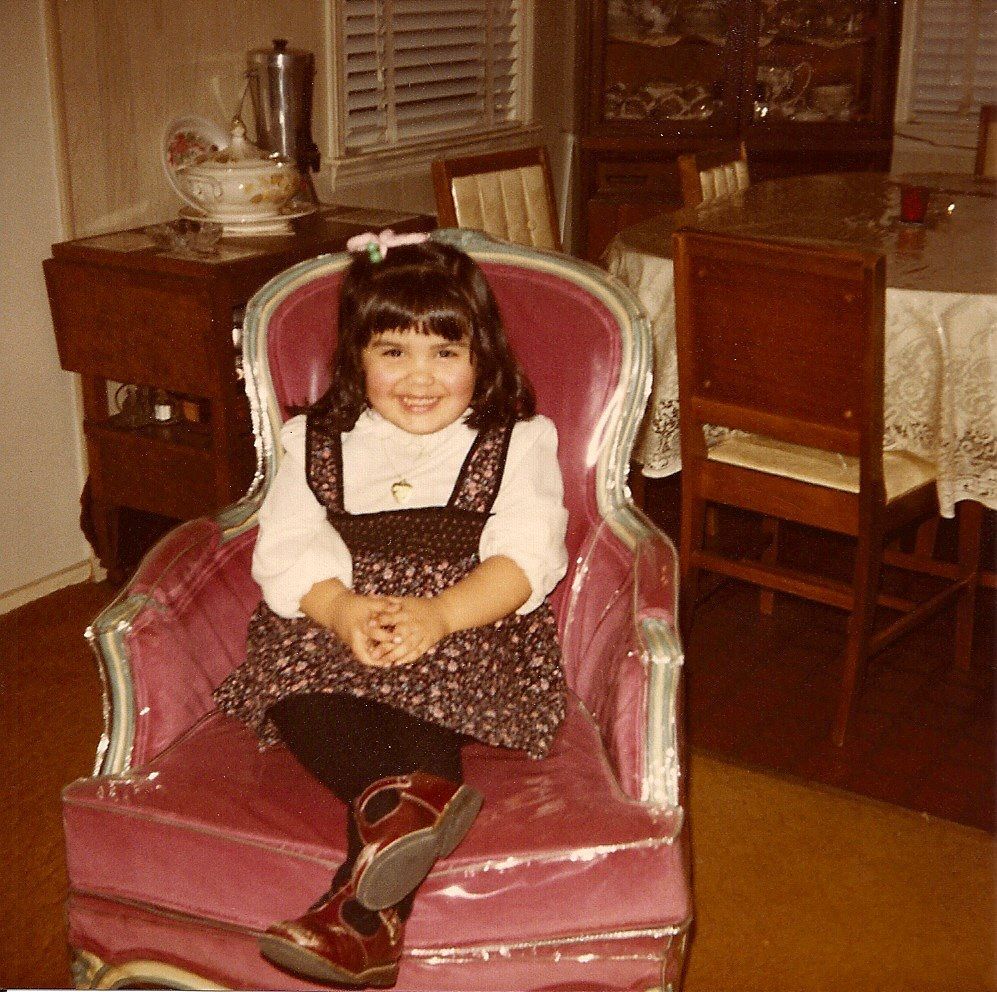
247, 229, 651, 624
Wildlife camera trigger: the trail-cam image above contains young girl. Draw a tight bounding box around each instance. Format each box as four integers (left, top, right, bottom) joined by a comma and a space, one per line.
213, 231, 569, 987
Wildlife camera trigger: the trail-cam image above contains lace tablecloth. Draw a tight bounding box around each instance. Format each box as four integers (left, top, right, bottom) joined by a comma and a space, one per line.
604, 173, 997, 515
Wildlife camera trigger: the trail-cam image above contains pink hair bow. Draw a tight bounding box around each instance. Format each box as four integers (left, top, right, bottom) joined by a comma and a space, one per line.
345, 228, 430, 263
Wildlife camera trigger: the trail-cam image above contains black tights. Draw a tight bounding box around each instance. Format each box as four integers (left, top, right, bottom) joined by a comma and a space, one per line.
266, 692, 464, 922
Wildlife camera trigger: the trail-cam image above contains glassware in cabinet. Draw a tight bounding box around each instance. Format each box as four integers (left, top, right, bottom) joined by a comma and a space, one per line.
752, 0, 885, 124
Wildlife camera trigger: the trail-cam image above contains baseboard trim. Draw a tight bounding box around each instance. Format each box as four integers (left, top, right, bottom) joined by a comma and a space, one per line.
0, 558, 98, 615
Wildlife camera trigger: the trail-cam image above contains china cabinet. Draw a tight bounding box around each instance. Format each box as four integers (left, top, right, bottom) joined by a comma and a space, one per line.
575, 0, 904, 260
44, 206, 433, 582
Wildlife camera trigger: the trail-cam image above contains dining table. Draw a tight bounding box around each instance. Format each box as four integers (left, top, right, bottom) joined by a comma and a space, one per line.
603, 171, 997, 518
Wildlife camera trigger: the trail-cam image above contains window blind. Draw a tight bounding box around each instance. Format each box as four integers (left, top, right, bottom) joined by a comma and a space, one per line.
342, 0, 523, 154
908, 0, 997, 121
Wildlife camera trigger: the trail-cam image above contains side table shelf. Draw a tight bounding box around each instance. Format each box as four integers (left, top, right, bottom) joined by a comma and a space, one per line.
45, 204, 434, 582
83, 415, 254, 522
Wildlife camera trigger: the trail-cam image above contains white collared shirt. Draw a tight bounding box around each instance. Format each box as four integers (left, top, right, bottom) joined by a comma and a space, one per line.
252, 409, 569, 618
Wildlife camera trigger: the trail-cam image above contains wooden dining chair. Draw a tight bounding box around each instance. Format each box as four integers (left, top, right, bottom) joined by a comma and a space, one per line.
974, 104, 997, 178
677, 141, 750, 208
431, 145, 563, 252
673, 229, 981, 746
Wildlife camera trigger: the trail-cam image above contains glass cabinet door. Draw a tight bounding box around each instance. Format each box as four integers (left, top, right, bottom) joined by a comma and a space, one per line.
752, 0, 881, 124
598, 1, 743, 132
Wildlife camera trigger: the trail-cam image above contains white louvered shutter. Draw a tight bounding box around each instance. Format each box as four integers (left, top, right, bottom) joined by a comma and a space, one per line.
342, 0, 523, 154
908, 0, 997, 122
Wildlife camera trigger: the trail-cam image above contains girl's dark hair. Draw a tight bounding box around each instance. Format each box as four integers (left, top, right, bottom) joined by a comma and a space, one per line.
315, 239, 536, 432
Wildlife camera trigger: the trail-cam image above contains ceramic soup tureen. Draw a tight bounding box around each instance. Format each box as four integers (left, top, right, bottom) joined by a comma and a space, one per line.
169, 118, 306, 235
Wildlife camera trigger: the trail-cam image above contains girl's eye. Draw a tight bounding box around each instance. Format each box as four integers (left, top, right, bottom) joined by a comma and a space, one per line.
379, 347, 403, 357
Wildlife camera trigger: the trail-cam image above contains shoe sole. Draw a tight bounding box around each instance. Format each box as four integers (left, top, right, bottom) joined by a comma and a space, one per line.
355, 784, 483, 910
259, 932, 399, 988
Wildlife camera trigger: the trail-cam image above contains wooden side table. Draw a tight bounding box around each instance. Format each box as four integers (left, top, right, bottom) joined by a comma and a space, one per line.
44, 204, 434, 582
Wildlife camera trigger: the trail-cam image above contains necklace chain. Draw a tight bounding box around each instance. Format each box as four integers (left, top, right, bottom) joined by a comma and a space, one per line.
381, 433, 429, 504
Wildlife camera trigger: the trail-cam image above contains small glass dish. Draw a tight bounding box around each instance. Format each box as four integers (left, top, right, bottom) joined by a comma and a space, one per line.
146, 218, 223, 255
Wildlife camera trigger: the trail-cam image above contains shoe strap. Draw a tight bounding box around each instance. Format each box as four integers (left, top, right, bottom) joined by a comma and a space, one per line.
354, 771, 458, 828
354, 773, 416, 825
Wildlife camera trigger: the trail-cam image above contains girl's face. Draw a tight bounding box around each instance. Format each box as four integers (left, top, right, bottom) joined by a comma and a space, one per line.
361, 326, 475, 435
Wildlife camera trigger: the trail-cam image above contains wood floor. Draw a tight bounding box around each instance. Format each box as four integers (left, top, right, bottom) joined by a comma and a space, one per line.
644, 475, 995, 833
3, 579, 111, 988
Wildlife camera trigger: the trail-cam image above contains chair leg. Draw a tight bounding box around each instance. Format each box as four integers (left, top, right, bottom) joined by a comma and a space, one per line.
954, 500, 983, 671
833, 527, 884, 747
679, 490, 707, 638
914, 517, 939, 556
759, 517, 779, 616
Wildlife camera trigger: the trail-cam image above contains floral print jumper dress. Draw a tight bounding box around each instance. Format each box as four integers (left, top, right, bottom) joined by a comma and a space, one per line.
214, 409, 567, 760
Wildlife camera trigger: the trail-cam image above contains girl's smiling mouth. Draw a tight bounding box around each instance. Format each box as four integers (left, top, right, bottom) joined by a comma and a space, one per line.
398, 396, 441, 412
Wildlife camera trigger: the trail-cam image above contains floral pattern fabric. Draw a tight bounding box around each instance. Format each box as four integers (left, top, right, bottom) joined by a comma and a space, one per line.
214, 411, 566, 759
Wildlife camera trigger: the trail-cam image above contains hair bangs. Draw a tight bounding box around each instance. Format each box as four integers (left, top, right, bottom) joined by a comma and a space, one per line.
359, 269, 474, 344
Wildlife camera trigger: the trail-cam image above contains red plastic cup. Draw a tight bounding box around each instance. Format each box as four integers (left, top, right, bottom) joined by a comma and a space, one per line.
899, 184, 929, 224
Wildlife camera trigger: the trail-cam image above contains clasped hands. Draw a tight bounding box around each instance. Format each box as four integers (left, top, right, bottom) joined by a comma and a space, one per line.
330, 591, 450, 668
301, 559, 529, 669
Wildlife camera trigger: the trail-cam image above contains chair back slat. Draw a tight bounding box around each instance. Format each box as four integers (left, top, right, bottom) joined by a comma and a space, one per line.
673, 230, 884, 458
432, 146, 563, 252
678, 141, 749, 208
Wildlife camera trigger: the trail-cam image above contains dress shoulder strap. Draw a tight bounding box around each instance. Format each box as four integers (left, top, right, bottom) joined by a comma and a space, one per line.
449, 420, 514, 514
305, 407, 345, 513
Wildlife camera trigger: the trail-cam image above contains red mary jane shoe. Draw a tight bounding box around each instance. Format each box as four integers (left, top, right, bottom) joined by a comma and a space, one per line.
353, 770, 483, 910
259, 879, 404, 988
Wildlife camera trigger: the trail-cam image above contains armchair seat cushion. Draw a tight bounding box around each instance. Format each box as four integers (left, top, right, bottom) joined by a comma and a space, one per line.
63, 694, 688, 951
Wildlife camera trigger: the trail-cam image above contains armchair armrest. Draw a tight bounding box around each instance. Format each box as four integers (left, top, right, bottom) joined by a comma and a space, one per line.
560, 506, 684, 817
86, 506, 261, 776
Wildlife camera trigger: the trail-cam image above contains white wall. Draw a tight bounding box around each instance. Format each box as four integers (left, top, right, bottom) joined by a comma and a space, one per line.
0, 0, 92, 611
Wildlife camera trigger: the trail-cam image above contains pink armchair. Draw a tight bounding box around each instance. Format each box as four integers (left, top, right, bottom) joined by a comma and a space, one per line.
64, 230, 690, 990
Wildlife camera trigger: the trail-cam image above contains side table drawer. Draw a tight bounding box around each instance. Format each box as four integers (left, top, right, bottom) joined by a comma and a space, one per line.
85, 422, 256, 520
44, 259, 222, 396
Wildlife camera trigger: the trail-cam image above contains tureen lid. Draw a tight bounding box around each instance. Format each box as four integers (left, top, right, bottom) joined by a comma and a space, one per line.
179, 118, 291, 172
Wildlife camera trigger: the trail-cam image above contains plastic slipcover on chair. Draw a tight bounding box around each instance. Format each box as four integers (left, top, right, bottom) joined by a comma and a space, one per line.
64, 230, 690, 991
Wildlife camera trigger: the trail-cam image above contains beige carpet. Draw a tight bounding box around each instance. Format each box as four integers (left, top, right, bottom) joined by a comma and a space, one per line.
684, 751, 996, 992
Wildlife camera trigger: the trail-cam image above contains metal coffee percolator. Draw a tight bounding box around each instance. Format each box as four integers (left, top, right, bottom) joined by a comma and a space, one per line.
246, 39, 321, 203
